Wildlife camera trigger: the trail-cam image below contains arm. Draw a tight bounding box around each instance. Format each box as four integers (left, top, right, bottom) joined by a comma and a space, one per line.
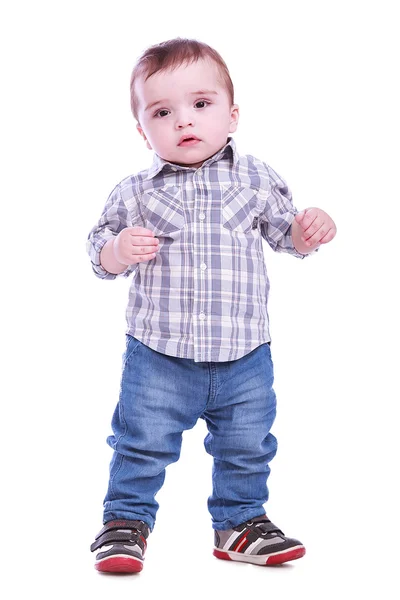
86, 183, 143, 280
258, 165, 307, 258
259, 165, 336, 256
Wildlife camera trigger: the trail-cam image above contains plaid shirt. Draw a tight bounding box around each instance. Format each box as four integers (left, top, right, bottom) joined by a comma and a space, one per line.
87, 138, 306, 362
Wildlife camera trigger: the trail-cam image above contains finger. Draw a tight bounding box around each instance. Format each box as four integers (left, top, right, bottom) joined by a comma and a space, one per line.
131, 250, 158, 263
295, 211, 305, 224
299, 209, 318, 232
303, 231, 322, 246
131, 243, 160, 255
129, 226, 157, 237
131, 236, 160, 248
302, 216, 322, 241
319, 227, 336, 244
303, 223, 331, 246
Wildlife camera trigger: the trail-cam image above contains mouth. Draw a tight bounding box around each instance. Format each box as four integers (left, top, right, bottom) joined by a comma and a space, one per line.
178, 135, 201, 147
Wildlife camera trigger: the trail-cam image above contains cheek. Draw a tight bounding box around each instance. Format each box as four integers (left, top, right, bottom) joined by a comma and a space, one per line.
146, 126, 172, 151
209, 118, 231, 137
141, 122, 157, 141
146, 120, 168, 138
151, 130, 170, 146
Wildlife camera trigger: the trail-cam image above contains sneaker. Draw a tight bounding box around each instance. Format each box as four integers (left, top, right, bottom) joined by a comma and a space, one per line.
90, 519, 150, 573
213, 515, 305, 566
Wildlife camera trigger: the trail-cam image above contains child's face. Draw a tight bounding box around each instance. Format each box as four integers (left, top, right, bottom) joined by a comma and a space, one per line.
135, 58, 239, 168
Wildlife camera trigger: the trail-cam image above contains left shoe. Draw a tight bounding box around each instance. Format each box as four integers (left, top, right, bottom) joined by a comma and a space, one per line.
213, 515, 306, 566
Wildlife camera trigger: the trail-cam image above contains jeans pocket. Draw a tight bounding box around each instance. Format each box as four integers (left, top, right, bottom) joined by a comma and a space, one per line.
222, 185, 260, 234
142, 185, 185, 236
123, 334, 142, 365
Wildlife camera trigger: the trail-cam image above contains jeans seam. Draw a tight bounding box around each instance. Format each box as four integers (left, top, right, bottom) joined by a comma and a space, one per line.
109, 454, 124, 501
109, 370, 129, 499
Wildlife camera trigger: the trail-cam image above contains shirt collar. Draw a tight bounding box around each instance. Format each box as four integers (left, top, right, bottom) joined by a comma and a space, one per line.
146, 137, 239, 180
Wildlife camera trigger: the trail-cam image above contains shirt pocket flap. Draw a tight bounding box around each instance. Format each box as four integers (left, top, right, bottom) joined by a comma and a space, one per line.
142, 185, 185, 237
222, 185, 260, 233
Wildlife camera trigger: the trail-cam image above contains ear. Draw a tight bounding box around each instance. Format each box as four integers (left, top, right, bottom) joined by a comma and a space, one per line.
136, 123, 153, 150
229, 104, 239, 133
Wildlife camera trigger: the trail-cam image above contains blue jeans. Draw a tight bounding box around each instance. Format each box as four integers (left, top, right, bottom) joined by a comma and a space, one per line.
103, 335, 277, 531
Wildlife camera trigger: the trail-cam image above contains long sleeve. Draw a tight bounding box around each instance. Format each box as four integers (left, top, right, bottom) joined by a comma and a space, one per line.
259, 165, 306, 259
86, 183, 142, 280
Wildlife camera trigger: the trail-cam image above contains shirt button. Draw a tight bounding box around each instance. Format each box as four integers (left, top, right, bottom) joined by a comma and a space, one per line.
199, 212, 206, 220
200, 263, 207, 271
199, 312, 206, 321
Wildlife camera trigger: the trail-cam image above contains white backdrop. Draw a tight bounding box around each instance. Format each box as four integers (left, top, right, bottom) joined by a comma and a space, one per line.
1, 1, 399, 598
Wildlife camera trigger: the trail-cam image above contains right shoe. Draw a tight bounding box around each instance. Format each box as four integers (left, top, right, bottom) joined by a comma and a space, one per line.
90, 519, 150, 573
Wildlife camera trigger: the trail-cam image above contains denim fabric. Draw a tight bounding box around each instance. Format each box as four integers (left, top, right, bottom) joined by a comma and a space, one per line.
103, 335, 277, 531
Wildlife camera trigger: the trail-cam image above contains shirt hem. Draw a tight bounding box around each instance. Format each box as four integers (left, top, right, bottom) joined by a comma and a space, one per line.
126, 329, 271, 363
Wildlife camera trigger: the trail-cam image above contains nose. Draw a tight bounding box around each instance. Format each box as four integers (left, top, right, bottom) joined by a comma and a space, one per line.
175, 109, 194, 129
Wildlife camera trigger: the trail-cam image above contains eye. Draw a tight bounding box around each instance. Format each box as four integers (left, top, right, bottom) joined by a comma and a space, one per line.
155, 109, 170, 118
194, 100, 210, 109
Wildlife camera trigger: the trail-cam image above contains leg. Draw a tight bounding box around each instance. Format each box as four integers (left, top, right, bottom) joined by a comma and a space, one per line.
203, 343, 277, 530
103, 335, 208, 530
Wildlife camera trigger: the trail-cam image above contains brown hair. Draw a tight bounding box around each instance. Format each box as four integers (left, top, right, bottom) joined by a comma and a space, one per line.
130, 38, 234, 121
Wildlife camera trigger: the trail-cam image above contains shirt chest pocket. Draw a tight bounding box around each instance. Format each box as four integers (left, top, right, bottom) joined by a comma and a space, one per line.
222, 185, 260, 234
142, 185, 185, 237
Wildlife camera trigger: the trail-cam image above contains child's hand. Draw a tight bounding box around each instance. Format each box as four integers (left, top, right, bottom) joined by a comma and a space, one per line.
114, 227, 160, 265
295, 208, 336, 247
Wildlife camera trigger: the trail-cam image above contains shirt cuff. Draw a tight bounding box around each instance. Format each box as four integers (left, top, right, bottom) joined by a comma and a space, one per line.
86, 235, 133, 280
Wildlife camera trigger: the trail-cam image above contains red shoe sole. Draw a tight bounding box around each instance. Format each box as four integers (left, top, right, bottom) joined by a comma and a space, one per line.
266, 546, 306, 565
95, 556, 143, 573
214, 545, 306, 566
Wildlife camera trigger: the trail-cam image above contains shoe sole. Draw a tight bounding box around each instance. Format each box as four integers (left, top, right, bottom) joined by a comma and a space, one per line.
213, 545, 306, 566
95, 554, 144, 573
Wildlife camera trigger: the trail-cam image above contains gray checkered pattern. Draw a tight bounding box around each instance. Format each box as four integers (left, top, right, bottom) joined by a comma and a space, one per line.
86, 138, 305, 362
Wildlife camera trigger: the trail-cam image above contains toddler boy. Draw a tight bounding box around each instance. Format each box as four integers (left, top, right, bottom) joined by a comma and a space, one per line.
87, 38, 336, 573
